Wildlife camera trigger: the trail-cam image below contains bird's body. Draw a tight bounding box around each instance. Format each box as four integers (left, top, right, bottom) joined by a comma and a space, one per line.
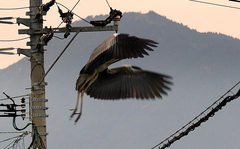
70, 33, 172, 123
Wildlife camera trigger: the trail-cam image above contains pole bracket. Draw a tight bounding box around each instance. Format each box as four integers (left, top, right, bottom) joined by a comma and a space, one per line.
37, 132, 48, 136
17, 48, 31, 57
32, 113, 49, 117
17, 18, 30, 27
31, 106, 48, 110
32, 98, 48, 102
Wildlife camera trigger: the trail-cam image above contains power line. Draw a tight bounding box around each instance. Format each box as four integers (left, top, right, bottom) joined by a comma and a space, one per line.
0, 37, 29, 42
0, 132, 27, 134
0, 6, 39, 10
0, 131, 31, 149
0, 17, 16, 24
0, 135, 19, 144
106, 0, 111, 8
72, 12, 91, 24
189, 0, 240, 9
39, 29, 81, 85
0, 7, 29, 10
0, 94, 29, 101
70, 0, 81, 12
152, 81, 240, 149
55, 2, 90, 25
229, 0, 240, 3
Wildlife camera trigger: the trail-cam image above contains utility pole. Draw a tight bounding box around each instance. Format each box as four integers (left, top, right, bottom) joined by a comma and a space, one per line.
28, 0, 48, 147
17, 0, 120, 148
19, 0, 48, 147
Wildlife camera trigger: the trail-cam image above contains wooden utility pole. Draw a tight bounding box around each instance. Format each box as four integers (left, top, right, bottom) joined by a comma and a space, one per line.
17, 0, 119, 148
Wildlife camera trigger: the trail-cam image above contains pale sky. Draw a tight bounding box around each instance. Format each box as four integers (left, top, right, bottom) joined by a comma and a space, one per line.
1, 0, 240, 69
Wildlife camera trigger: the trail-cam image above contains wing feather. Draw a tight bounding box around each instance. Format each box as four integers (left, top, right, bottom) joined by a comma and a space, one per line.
86, 66, 172, 100
80, 33, 158, 74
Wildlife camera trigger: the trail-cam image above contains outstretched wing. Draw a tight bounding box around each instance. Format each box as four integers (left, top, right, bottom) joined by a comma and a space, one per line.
80, 33, 158, 74
86, 66, 172, 100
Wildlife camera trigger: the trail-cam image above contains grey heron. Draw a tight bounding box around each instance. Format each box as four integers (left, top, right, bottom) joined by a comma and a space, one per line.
70, 33, 172, 123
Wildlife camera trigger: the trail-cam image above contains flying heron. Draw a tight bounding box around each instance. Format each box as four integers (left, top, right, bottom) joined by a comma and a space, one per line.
70, 33, 172, 123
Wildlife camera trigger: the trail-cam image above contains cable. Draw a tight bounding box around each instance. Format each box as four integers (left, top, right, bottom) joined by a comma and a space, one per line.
39, 29, 81, 84
0, 132, 26, 134
27, 125, 46, 149
72, 12, 91, 24
0, 37, 29, 42
12, 116, 33, 131
1, 92, 32, 131
106, 0, 112, 9
55, 2, 69, 10
0, 7, 29, 10
0, 94, 29, 101
230, 0, 240, 3
0, 135, 19, 144
53, 2, 72, 38
151, 81, 240, 149
189, 0, 240, 9
1, 131, 31, 149
0, 6, 39, 10
70, 0, 81, 12
0, 16, 23, 25
55, 2, 90, 24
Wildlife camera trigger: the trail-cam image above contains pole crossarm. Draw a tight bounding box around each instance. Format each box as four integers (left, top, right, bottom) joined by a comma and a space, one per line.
18, 25, 118, 35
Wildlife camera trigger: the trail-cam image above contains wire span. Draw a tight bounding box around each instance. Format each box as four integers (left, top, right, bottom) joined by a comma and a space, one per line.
0, 94, 29, 101
151, 81, 240, 149
0, 37, 29, 42
39, 30, 81, 85
0, 6, 39, 10
1, 131, 31, 149
189, 0, 240, 9
0, 131, 26, 134
0, 7, 29, 10
55, 1, 90, 24
71, 0, 81, 12
106, 0, 111, 8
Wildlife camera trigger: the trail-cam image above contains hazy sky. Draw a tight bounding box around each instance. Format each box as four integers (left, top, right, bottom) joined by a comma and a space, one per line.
1, 0, 240, 69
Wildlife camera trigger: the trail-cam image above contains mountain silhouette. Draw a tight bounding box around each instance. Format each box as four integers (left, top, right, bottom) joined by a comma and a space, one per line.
0, 11, 240, 149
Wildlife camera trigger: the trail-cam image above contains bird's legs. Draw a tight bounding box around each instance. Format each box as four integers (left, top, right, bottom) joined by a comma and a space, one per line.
71, 73, 98, 123
70, 92, 83, 123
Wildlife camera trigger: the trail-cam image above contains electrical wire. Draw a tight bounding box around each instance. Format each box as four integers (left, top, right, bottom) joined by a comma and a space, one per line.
28, 125, 46, 149
55, 1, 69, 10
39, 29, 81, 84
12, 116, 32, 131
0, 37, 29, 42
189, 0, 240, 9
55, 1, 90, 25
0, 135, 19, 144
70, 0, 81, 12
0, 5, 39, 10
73, 12, 91, 24
0, 132, 26, 134
151, 81, 240, 149
53, 2, 73, 37
0, 94, 29, 101
106, 0, 112, 8
1, 92, 32, 131
0, 7, 29, 10
1, 131, 31, 149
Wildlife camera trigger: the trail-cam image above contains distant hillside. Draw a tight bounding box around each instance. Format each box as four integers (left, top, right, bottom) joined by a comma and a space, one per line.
0, 11, 240, 149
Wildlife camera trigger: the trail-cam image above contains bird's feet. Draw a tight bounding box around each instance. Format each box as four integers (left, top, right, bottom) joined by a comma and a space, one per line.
70, 109, 82, 124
